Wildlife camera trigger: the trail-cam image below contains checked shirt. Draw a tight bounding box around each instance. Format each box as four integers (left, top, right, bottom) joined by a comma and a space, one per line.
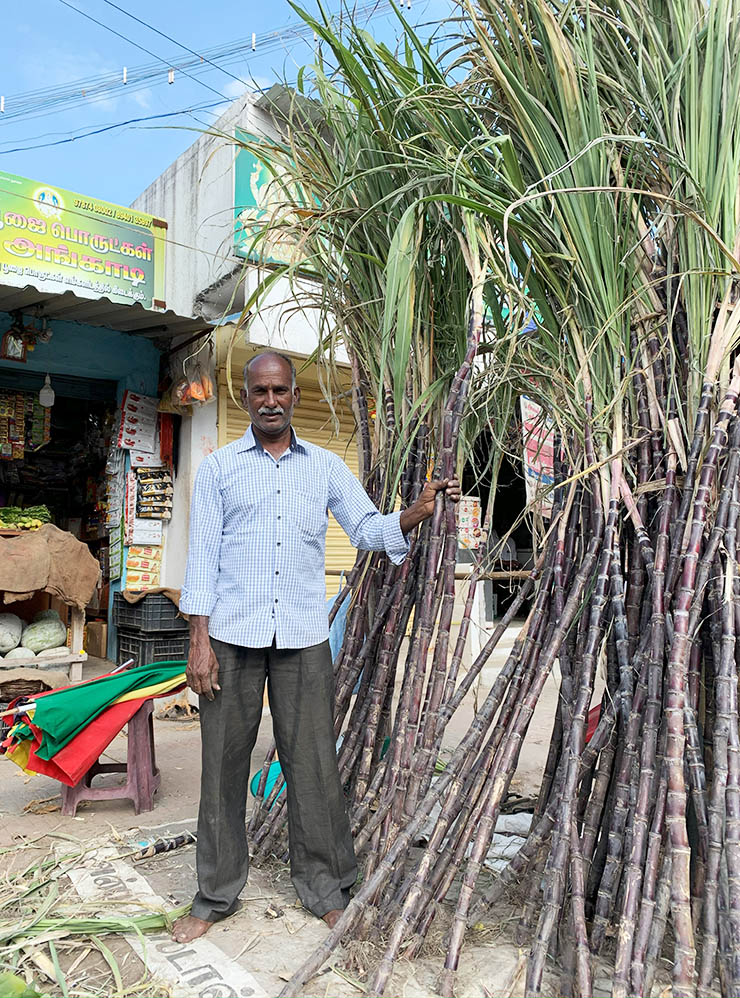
180, 425, 409, 648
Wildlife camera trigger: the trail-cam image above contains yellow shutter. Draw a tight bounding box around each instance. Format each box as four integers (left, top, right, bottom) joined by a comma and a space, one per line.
217, 348, 360, 597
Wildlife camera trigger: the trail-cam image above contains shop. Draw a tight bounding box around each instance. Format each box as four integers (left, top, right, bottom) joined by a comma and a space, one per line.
0, 169, 211, 671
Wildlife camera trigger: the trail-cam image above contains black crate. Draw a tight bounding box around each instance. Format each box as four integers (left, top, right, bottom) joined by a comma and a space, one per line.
113, 592, 187, 633
117, 628, 190, 668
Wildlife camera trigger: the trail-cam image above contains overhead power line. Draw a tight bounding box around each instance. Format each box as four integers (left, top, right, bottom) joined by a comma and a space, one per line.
0, 99, 231, 156
98, 0, 249, 90
0, 1, 394, 124
55, 0, 229, 104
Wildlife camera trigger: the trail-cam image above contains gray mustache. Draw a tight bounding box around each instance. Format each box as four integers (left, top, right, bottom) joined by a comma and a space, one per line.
258, 406, 285, 415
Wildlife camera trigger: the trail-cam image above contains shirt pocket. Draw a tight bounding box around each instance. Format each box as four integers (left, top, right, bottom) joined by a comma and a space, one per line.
289, 489, 327, 541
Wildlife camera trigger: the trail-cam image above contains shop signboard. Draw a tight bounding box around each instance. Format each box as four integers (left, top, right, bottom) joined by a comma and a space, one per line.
0, 170, 166, 309
233, 129, 307, 267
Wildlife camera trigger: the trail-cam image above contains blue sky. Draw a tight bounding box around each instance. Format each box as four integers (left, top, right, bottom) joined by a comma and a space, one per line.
2, 1, 454, 207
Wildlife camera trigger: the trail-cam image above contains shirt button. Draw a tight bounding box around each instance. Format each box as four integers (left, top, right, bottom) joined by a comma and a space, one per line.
275, 598, 279, 604
277, 515, 281, 520
277, 489, 281, 494
275, 570, 279, 575
277, 541, 281, 546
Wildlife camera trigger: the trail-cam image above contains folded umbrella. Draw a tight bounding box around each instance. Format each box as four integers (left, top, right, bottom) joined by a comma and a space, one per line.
1, 661, 186, 783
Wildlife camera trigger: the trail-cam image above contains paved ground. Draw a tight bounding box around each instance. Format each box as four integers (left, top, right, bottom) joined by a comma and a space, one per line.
0, 621, 564, 997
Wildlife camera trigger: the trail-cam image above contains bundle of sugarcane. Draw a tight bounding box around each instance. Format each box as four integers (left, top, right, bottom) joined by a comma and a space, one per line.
233, 0, 740, 994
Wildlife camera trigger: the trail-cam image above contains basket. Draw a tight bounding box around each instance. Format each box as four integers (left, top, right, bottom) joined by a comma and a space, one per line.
113, 592, 187, 633
117, 629, 190, 668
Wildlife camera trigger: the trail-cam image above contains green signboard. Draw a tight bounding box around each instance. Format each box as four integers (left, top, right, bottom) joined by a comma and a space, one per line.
234, 129, 305, 267
0, 170, 166, 309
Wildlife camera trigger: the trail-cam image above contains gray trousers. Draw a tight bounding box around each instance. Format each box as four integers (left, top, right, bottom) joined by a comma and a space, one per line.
191, 638, 357, 921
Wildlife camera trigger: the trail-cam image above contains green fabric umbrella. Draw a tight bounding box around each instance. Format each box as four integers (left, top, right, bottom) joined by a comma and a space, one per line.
17, 661, 186, 761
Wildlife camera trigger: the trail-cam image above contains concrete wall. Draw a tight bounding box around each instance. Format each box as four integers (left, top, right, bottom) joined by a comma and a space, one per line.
131, 93, 330, 358
131, 94, 274, 321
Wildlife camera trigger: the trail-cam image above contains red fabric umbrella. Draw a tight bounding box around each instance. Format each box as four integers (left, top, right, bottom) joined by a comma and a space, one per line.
586, 703, 601, 743
21, 698, 143, 786
1, 661, 186, 785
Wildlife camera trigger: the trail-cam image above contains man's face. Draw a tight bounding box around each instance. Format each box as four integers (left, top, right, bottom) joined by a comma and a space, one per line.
240, 355, 300, 439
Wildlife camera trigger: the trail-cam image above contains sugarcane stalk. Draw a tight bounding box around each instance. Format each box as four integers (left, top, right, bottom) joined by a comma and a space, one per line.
351, 559, 415, 803
664, 363, 740, 994
642, 844, 673, 998
368, 615, 540, 973
589, 658, 649, 951
469, 806, 554, 923
526, 479, 613, 994
277, 591, 552, 998
437, 776, 506, 997
437, 559, 542, 732
631, 767, 668, 994
612, 452, 675, 994
723, 530, 740, 993
569, 823, 591, 997
664, 380, 715, 600
580, 711, 617, 878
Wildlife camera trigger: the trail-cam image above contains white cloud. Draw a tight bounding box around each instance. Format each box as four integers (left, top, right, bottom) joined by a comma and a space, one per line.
25, 47, 124, 113
132, 88, 152, 111
223, 79, 247, 99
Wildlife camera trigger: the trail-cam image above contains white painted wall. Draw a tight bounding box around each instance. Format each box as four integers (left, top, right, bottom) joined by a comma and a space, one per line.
160, 400, 218, 588
131, 90, 334, 357
132, 93, 264, 320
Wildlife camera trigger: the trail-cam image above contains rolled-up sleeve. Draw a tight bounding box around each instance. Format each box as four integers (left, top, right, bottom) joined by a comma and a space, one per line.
328, 455, 409, 565
180, 456, 223, 616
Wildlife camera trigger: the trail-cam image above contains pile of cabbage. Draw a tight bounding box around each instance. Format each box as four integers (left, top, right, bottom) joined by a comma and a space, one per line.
0, 610, 68, 663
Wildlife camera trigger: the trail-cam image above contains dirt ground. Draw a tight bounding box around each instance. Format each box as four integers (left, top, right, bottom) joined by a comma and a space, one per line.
0, 622, 566, 998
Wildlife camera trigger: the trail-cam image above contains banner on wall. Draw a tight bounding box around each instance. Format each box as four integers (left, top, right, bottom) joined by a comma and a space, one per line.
521, 395, 555, 519
0, 170, 167, 309
233, 129, 307, 267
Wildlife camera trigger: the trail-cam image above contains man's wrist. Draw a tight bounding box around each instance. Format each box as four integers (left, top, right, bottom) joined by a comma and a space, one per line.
190, 615, 211, 642
400, 501, 424, 535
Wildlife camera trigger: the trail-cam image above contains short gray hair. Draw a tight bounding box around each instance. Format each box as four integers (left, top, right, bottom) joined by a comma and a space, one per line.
243, 351, 297, 392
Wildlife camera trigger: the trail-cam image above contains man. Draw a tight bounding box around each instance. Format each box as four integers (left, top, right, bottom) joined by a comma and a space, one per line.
173, 351, 460, 943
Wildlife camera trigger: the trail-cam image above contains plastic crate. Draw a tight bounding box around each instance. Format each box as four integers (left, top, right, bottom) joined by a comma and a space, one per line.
117, 628, 190, 668
113, 592, 187, 632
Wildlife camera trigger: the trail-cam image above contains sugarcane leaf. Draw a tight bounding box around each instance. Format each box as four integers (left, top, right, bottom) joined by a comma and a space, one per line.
382, 204, 421, 416
46, 942, 69, 998
0, 973, 41, 998
89, 936, 123, 997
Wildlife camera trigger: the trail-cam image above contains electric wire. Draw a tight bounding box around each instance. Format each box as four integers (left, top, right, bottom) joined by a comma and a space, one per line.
0, 100, 231, 156
0, 1, 394, 124
54, 0, 230, 104
98, 0, 250, 89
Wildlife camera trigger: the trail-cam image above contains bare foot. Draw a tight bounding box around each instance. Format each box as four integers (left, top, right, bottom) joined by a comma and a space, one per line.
172, 914, 213, 943
322, 909, 344, 929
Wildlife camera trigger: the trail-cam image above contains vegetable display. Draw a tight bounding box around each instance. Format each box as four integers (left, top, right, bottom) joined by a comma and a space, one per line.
0, 506, 51, 530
